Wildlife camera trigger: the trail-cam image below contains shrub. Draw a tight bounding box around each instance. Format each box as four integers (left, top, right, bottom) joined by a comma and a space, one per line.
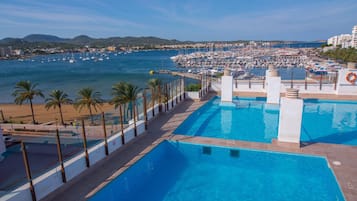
185, 83, 201, 91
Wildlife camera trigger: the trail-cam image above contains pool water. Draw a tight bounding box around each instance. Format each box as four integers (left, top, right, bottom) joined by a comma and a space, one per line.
302, 99, 357, 145
89, 141, 345, 201
174, 97, 357, 145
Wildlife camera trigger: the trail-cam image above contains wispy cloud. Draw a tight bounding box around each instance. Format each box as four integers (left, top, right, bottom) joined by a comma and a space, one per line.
0, 1, 147, 38
0, 0, 356, 40
146, 0, 357, 40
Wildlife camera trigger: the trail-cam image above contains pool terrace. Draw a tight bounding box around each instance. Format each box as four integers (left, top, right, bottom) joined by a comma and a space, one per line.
43, 92, 357, 201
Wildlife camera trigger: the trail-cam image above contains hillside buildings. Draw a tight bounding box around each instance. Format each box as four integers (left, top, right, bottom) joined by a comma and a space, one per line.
352, 25, 357, 48
327, 25, 357, 48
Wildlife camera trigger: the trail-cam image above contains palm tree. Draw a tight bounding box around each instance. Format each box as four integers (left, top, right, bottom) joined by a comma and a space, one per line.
110, 82, 140, 120
147, 78, 162, 115
12, 80, 44, 124
111, 82, 140, 136
74, 87, 103, 125
45, 90, 72, 125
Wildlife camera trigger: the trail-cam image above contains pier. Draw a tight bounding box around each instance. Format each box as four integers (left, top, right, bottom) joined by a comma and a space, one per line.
158, 70, 202, 80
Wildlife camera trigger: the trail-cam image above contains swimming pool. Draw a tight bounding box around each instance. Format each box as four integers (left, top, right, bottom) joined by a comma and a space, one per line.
174, 97, 357, 145
89, 141, 345, 201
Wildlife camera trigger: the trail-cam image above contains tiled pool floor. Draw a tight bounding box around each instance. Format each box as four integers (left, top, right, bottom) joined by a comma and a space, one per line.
43, 92, 357, 201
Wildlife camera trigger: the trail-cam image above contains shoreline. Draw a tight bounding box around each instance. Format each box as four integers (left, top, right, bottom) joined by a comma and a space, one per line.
0, 103, 115, 125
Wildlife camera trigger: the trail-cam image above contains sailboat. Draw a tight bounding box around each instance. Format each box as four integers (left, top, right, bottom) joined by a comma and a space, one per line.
69, 53, 76, 63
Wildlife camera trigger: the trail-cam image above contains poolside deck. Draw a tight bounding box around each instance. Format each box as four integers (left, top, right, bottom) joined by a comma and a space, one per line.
42, 92, 357, 201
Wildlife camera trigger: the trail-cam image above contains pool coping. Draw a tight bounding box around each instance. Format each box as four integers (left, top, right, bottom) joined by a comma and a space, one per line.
42, 92, 357, 201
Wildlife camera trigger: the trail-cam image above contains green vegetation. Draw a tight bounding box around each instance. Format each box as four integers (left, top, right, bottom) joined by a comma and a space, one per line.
147, 78, 162, 116
45, 90, 73, 125
147, 78, 162, 104
321, 44, 332, 48
185, 83, 201, 91
12, 81, 44, 124
110, 82, 140, 121
320, 47, 357, 63
74, 87, 104, 125
0, 34, 183, 49
6, 78, 183, 125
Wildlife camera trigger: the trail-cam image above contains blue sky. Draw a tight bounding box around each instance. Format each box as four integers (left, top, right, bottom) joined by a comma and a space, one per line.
0, 0, 356, 41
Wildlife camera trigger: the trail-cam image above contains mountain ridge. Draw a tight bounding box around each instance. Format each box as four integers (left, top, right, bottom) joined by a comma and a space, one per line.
0, 34, 184, 48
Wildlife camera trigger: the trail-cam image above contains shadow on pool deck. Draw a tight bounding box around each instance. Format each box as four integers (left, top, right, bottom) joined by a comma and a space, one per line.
42, 92, 357, 201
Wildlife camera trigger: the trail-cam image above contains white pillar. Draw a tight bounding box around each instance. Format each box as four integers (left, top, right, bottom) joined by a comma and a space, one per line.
0, 127, 6, 156
278, 89, 303, 144
336, 62, 357, 95
266, 67, 281, 104
221, 69, 233, 103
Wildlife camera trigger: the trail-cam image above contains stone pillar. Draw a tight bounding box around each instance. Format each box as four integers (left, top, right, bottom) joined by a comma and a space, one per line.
336, 62, 357, 95
277, 88, 303, 144
266, 65, 281, 104
0, 127, 6, 157
221, 68, 233, 103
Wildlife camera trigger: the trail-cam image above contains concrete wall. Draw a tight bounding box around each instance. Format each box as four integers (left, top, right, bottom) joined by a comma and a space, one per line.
221, 76, 233, 102
185, 91, 200, 100
213, 79, 356, 96
266, 77, 281, 104
336, 69, 357, 95
1, 93, 185, 201
278, 97, 303, 143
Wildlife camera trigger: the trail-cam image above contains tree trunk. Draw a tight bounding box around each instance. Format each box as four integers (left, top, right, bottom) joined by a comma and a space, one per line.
158, 85, 162, 112
59, 104, 65, 125
89, 106, 94, 125
133, 100, 137, 137
29, 99, 36, 124
123, 104, 127, 122
129, 102, 133, 120
119, 104, 125, 144
151, 88, 155, 117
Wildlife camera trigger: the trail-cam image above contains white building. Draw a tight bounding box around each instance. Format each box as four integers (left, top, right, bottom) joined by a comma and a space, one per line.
327, 36, 338, 46
339, 34, 352, 48
352, 25, 357, 48
327, 34, 351, 48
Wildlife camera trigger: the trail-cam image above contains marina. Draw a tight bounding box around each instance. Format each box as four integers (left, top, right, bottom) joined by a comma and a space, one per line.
171, 48, 310, 69
170, 47, 344, 82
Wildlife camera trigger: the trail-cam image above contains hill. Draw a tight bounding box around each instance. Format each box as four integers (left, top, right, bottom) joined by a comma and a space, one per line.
0, 34, 185, 49
23, 34, 67, 43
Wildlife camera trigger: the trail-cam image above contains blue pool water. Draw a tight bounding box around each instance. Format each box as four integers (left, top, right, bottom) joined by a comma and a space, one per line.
89, 141, 345, 201
174, 97, 357, 145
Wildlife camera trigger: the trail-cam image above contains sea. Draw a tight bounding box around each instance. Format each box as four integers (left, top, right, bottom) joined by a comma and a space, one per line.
0, 42, 324, 103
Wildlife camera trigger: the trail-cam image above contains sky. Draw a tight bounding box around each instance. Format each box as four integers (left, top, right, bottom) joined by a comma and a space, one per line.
0, 0, 356, 41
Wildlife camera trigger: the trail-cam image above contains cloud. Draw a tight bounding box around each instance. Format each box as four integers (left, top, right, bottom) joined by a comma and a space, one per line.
1, 0, 356, 40
0, 1, 147, 38
146, 0, 357, 40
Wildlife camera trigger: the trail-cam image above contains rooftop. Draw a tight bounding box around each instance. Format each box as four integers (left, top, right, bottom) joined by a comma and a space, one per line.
41, 92, 357, 201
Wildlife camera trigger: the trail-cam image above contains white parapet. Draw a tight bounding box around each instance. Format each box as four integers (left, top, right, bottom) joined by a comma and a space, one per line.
221, 75, 233, 102
266, 76, 281, 104
278, 97, 303, 144
336, 68, 357, 95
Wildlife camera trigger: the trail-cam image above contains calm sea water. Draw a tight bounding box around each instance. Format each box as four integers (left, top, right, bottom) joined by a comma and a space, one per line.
0, 50, 181, 103
0, 43, 322, 103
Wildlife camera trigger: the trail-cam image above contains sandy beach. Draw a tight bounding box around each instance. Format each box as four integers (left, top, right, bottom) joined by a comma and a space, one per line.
0, 103, 115, 124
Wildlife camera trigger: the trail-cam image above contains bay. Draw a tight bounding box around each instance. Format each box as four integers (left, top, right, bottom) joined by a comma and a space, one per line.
0, 50, 181, 103
0, 43, 322, 103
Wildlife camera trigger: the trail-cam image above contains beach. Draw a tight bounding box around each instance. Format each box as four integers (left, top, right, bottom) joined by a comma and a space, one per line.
0, 103, 115, 124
